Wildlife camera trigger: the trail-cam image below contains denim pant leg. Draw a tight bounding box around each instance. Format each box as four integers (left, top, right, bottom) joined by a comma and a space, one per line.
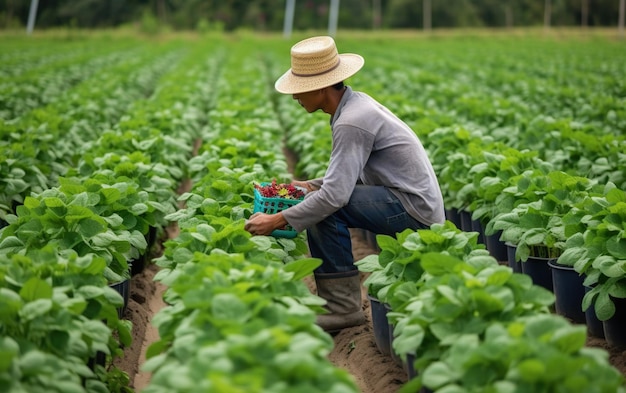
307, 185, 429, 274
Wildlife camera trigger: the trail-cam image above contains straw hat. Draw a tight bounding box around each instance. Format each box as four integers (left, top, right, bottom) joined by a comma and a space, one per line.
274, 36, 364, 95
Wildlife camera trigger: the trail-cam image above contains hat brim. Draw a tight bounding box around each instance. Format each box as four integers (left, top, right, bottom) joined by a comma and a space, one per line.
274, 53, 364, 95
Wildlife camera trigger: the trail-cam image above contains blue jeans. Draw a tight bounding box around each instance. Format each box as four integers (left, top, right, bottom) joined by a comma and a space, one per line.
307, 185, 429, 274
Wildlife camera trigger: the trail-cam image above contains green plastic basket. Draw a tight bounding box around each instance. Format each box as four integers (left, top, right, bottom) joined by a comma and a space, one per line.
253, 183, 304, 238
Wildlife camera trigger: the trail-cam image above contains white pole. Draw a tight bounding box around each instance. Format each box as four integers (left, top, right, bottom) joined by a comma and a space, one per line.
504, 4, 513, 28
26, 0, 39, 35
283, 0, 295, 38
372, 0, 381, 29
329, 0, 340, 37
617, 0, 626, 38
544, 0, 551, 29
423, 0, 432, 32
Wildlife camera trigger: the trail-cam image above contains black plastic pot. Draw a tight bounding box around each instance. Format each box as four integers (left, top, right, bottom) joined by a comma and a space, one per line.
404, 354, 434, 393
406, 352, 417, 380
485, 229, 508, 263
470, 218, 485, 245
459, 209, 473, 232
444, 208, 462, 230
368, 295, 391, 356
603, 296, 626, 350
87, 350, 106, 370
132, 226, 158, 276
522, 255, 554, 292
388, 320, 403, 367
109, 278, 130, 319
505, 242, 522, 273
584, 286, 605, 339
548, 260, 585, 324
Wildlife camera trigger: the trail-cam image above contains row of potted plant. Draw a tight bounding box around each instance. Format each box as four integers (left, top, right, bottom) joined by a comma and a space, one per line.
0, 40, 183, 223
263, 38, 626, 391
142, 42, 362, 392
0, 40, 218, 392
355, 223, 625, 392
555, 185, 626, 347
360, 41, 626, 351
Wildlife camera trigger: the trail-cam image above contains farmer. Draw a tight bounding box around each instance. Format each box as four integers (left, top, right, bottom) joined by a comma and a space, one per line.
245, 36, 445, 333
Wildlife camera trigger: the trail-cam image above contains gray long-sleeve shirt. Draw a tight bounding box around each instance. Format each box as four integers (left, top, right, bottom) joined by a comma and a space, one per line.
282, 87, 445, 233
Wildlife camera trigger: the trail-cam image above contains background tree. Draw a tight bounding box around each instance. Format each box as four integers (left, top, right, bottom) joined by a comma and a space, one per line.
2, 0, 622, 31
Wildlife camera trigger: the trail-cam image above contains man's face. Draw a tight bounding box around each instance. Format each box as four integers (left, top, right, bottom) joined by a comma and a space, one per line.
292, 89, 323, 113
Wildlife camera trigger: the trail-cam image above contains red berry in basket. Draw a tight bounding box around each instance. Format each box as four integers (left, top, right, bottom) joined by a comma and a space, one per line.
255, 179, 305, 200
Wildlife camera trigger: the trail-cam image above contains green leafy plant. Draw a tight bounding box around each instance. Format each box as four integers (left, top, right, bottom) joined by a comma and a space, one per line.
0, 137, 49, 221
144, 252, 358, 393
413, 314, 625, 393
557, 185, 626, 321
0, 190, 142, 283
0, 251, 132, 393
389, 252, 554, 379
355, 221, 485, 305
487, 171, 599, 262
467, 147, 553, 227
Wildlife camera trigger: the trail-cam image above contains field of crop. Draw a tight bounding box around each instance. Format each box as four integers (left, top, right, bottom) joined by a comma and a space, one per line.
1, 29, 625, 392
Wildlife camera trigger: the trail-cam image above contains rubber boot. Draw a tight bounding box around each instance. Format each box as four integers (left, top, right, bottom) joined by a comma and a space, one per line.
314, 271, 366, 333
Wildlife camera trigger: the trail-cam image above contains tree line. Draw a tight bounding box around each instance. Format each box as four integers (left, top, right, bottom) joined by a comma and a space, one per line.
1, 0, 623, 32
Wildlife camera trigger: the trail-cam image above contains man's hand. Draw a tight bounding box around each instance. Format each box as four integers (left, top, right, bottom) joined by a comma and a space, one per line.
291, 180, 317, 193
245, 212, 289, 236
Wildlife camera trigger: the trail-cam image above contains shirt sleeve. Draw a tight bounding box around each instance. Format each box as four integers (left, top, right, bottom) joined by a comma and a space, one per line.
282, 124, 375, 232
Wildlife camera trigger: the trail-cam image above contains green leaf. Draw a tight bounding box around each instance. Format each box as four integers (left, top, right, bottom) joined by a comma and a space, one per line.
556, 247, 586, 268
0, 288, 22, 319
484, 266, 513, 286
78, 218, 106, 238
550, 325, 587, 354
392, 323, 425, 356
606, 237, 626, 259
593, 255, 624, 278
594, 290, 616, 321
377, 234, 399, 251
521, 228, 546, 246
48, 330, 70, 353
16, 219, 44, 241
101, 187, 122, 204
212, 293, 248, 323
608, 280, 626, 298
18, 350, 48, 375
83, 255, 106, 275
23, 196, 40, 209
77, 285, 105, 299
422, 253, 463, 276
19, 298, 53, 321
173, 247, 194, 264
436, 285, 463, 306
117, 320, 133, 347
0, 235, 24, 252
422, 362, 458, 389
283, 258, 322, 281
129, 230, 148, 251
131, 203, 149, 215
513, 359, 546, 382
0, 337, 19, 372
20, 277, 53, 301
82, 319, 112, 344
355, 254, 382, 273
